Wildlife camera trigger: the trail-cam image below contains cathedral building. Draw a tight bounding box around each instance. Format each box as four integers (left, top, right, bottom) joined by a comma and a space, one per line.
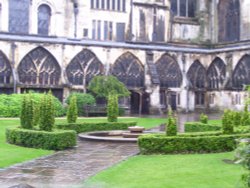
0, 0, 249, 114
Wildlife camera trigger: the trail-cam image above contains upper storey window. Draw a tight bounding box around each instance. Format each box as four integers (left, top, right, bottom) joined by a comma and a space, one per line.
38, 4, 51, 36
171, 0, 196, 18
91, 0, 126, 12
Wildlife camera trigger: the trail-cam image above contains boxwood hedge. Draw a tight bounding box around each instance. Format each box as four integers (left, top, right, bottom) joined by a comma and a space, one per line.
185, 122, 221, 132
56, 122, 137, 133
138, 132, 250, 154
6, 128, 76, 150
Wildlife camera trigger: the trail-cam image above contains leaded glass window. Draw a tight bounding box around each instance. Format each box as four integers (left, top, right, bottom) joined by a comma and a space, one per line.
0, 52, 12, 84
187, 60, 206, 89
38, 4, 51, 35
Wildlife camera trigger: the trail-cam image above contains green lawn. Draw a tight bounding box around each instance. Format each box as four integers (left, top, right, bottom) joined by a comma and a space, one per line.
83, 152, 244, 188
0, 117, 165, 168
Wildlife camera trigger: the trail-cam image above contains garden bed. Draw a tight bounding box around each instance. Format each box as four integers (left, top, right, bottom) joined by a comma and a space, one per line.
6, 128, 77, 150
56, 122, 137, 133
138, 132, 250, 154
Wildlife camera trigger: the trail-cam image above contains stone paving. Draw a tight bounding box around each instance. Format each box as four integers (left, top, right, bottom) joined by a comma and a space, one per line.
0, 141, 139, 188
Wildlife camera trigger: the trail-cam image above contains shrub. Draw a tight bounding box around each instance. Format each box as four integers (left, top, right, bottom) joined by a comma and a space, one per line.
200, 113, 208, 124
20, 94, 34, 129
138, 133, 250, 154
39, 92, 55, 132
56, 122, 137, 133
166, 109, 177, 136
241, 104, 250, 126
0, 93, 64, 117
67, 95, 78, 123
66, 93, 95, 116
222, 110, 234, 134
233, 111, 242, 127
6, 128, 76, 150
107, 94, 119, 122
184, 122, 221, 132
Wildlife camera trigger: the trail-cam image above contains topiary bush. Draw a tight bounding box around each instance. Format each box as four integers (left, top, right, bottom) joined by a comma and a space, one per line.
6, 128, 76, 150
20, 94, 34, 129
56, 122, 137, 133
166, 109, 177, 136
67, 95, 78, 123
233, 111, 242, 127
222, 110, 234, 134
0, 93, 65, 117
107, 93, 119, 122
199, 113, 208, 124
138, 132, 250, 154
39, 92, 55, 132
66, 92, 95, 116
241, 104, 250, 126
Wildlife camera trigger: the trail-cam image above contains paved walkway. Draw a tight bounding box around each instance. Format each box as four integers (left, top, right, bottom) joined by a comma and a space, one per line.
0, 141, 139, 188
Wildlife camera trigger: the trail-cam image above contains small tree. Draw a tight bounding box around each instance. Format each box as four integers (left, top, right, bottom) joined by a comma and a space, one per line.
200, 113, 208, 124
166, 107, 177, 136
107, 93, 119, 122
39, 92, 55, 132
67, 95, 78, 123
20, 94, 34, 129
222, 110, 234, 134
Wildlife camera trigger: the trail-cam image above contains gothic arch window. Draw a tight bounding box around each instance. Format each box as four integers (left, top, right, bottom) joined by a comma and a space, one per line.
38, 4, 51, 35
66, 49, 103, 86
207, 57, 226, 90
112, 52, 144, 88
18, 47, 61, 86
187, 60, 206, 89
155, 54, 182, 88
0, 51, 12, 84
232, 55, 250, 89
218, 0, 240, 42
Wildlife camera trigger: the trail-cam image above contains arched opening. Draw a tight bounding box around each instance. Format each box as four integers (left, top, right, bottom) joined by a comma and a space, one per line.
66, 49, 103, 89
112, 52, 147, 114
38, 4, 51, 35
187, 60, 206, 106
232, 55, 250, 90
18, 47, 62, 100
218, 0, 240, 42
0, 51, 13, 94
207, 57, 226, 90
156, 54, 182, 110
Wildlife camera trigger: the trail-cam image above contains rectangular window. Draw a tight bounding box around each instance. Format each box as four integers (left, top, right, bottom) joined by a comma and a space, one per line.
101, 0, 105, 9
83, 28, 88, 37
97, 20, 101, 40
117, 0, 121, 11
96, 0, 99, 9
109, 22, 113, 40
122, 0, 126, 12
171, 0, 177, 16
180, 0, 187, 17
116, 22, 125, 42
112, 0, 116, 10
92, 20, 96, 39
188, 0, 196, 17
91, 0, 95, 8
104, 21, 108, 40
107, 0, 110, 9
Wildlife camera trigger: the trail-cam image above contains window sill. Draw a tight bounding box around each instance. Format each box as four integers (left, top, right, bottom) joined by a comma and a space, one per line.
173, 17, 199, 25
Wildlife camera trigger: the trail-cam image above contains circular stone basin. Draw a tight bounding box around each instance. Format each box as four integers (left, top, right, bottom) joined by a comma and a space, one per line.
128, 126, 145, 133
78, 130, 151, 142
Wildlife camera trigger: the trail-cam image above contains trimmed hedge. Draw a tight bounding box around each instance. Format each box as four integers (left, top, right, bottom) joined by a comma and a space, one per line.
56, 122, 137, 133
6, 128, 77, 150
185, 122, 221, 132
138, 133, 250, 154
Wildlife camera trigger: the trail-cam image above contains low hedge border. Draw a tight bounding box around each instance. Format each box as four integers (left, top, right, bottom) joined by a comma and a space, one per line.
185, 122, 221, 132
56, 122, 137, 133
138, 133, 250, 154
6, 128, 77, 150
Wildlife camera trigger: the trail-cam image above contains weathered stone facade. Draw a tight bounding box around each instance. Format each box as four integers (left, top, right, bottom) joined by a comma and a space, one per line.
0, 0, 250, 114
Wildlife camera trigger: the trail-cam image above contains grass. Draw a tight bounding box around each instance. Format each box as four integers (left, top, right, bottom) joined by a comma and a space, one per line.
83, 152, 244, 188
0, 117, 165, 168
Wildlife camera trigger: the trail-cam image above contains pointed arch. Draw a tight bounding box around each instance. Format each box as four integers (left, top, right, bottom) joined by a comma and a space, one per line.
0, 51, 12, 85
155, 54, 182, 88
38, 4, 51, 35
66, 49, 104, 86
218, 0, 240, 42
207, 57, 226, 90
18, 47, 61, 86
112, 52, 144, 88
232, 54, 250, 89
187, 60, 206, 89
